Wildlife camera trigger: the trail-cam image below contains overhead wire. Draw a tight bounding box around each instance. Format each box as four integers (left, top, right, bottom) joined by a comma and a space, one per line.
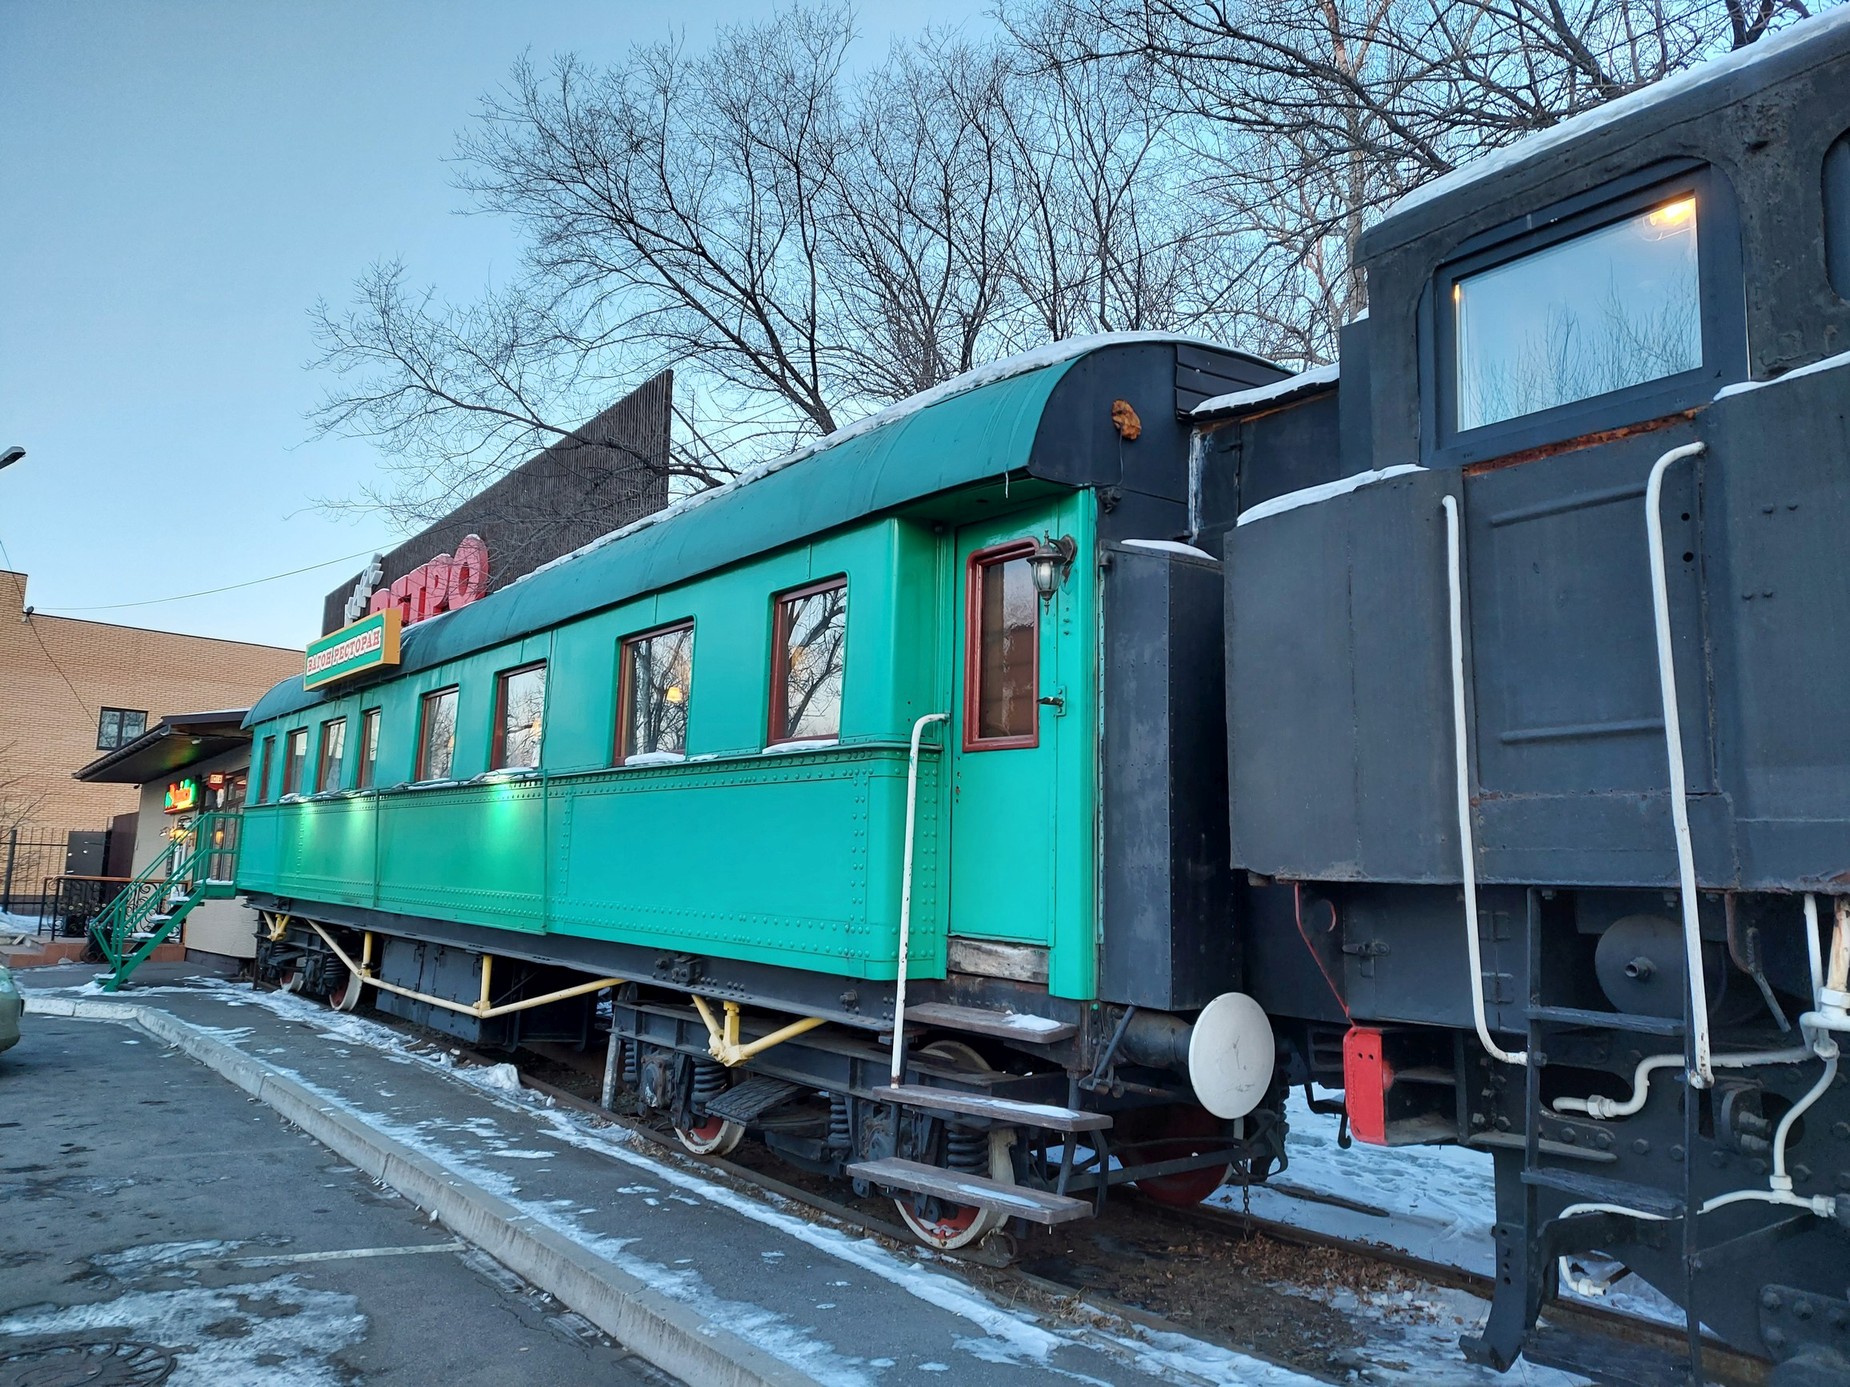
31, 546, 382, 613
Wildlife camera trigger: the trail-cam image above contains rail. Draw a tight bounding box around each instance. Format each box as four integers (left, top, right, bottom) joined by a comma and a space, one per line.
87, 811, 241, 991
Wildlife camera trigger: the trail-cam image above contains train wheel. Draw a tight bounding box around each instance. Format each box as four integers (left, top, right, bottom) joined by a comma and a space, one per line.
328, 968, 365, 1013
277, 968, 303, 994
1124, 1104, 1230, 1208
675, 1114, 744, 1157
894, 1040, 1015, 1252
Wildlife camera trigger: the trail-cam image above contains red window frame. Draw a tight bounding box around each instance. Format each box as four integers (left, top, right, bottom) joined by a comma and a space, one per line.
491, 662, 547, 770
615, 620, 694, 763
768, 576, 848, 745
357, 708, 381, 789
281, 728, 309, 795
416, 686, 460, 781
962, 540, 1041, 752
316, 716, 347, 793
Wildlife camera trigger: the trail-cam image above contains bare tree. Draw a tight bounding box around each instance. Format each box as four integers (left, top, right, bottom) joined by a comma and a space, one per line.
0, 740, 46, 836
1032, 0, 1815, 359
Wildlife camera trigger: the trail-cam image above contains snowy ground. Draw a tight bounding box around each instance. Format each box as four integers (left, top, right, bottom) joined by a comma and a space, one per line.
25, 973, 1635, 1384
0, 906, 49, 934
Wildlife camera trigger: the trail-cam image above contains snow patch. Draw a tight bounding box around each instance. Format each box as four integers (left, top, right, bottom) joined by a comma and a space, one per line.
1120, 539, 1218, 561
1236, 465, 1426, 526
1193, 363, 1339, 417
762, 738, 839, 755
1714, 346, 1850, 399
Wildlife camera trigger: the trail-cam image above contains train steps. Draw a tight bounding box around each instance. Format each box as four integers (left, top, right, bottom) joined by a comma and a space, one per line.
877, 1084, 1112, 1133
898, 1001, 1077, 1044
87, 810, 240, 993
845, 1157, 1094, 1226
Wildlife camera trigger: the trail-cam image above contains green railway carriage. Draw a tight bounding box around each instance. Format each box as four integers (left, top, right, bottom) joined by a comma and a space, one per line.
240, 335, 1287, 1245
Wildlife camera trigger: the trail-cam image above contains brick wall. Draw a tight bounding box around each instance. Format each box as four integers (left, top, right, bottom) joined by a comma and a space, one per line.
0, 569, 301, 832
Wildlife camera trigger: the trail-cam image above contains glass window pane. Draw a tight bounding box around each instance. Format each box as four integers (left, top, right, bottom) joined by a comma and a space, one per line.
358, 710, 380, 789
317, 718, 347, 792
624, 626, 692, 760
97, 709, 120, 749
1827, 132, 1850, 299
495, 665, 546, 769
283, 729, 308, 795
419, 688, 458, 780
255, 736, 275, 803
122, 711, 146, 741
776, 583, 846, 742
1455, 196, 1701, 431
975, 555, 1038, 741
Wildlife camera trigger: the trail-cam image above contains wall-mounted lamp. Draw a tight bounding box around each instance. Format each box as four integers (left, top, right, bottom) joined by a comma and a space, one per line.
1029, 534, 1077, 603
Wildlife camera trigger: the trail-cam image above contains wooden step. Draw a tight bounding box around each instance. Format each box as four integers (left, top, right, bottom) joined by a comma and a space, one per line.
702, 1075, 802, 1124
877, 1083, 1111, 1132
1522, 1166, 1684, 1218
1527, 1005, 1684, 1038
901, 1002, 1076, 1044
846, 1157, 1093, 1225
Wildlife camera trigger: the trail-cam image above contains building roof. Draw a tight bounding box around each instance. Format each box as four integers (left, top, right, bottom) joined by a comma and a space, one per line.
73, 710, 253, 785
248, 334, 1276, 729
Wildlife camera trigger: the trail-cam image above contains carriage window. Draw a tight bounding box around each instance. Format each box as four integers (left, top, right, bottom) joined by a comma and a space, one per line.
282, 728, 309, 796
254, 735, 275, 804
619, 623, 692, 762
493, 663, 546, 770
417, 686, 460, 780
1826, 131, 1850, 299
771, 579, 847, 743
357, 708, 381, 789
965, 542, 1039, 748
1453, 193, 1702, 432
316, 716, 347, 792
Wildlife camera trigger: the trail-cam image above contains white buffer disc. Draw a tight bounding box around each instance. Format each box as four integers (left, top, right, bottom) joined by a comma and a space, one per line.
1187, 992, 1276, 1119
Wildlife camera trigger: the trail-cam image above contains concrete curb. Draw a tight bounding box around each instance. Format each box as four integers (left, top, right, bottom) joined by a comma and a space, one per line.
26, 993, 817, 1387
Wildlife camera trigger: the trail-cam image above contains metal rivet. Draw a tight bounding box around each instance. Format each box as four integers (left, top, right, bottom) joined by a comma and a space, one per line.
1633, 1139, 1652, 1155
1795, 1300, 1815, 1321
1764, 1289, 1784, 1311
1670, 1145, 1685, 1161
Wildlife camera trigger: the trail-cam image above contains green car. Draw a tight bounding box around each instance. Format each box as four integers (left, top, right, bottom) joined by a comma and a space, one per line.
0, 964, 21, 1054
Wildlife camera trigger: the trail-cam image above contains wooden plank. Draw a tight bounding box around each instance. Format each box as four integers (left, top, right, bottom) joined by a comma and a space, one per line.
846, 1158, 1093, 1225
946, 938, 1049, 985
901, 1001, 1076, 1043
877, 1083, 1111, 1132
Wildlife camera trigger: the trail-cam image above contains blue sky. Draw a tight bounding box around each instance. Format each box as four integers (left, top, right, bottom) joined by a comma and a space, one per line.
0, 1, 990, 649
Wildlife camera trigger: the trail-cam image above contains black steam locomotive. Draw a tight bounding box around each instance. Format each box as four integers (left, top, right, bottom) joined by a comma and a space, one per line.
1205, 12, 1850, 1380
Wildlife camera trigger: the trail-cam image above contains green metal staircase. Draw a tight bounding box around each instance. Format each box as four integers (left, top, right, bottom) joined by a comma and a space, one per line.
90, 811, 240, 991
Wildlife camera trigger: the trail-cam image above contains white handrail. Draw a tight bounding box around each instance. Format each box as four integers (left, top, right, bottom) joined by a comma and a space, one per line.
1441, 495, 1526, 1067
891, 712, 948, 1087
1643, 440, 1713, 1086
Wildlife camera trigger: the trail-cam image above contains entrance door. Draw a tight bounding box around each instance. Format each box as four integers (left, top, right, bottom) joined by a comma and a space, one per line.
947, 516, 1062, 948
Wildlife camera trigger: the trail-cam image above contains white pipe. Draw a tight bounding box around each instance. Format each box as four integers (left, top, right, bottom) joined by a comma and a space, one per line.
1553, 1043, 1816, 1119
891, 711, 948, 1087
1771, 1050, 1837, 1187
1644, 440, 1713, 1086
1805, 894, 1825, 1008
1441, 494, 1526, 1067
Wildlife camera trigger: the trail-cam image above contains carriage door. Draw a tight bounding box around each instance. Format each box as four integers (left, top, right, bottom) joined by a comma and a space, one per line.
947, 517, 1063, 954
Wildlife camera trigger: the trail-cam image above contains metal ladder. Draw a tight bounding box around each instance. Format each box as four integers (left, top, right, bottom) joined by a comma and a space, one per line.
88, 811, 240, 991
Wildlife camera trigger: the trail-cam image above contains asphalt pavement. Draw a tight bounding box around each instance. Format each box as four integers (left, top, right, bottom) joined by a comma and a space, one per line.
0, 1011, 678, 1387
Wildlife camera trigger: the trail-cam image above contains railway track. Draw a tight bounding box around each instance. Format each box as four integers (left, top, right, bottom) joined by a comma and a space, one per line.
438, 1030, 1770, 1387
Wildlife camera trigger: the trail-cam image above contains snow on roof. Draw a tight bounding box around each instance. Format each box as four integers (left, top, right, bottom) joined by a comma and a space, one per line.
1236, 465, 1425, 526
1714, 346, 1850, 400
1192, 363, 1339, 418
1386, 7, 1850, 224
518, 331, 1240, 588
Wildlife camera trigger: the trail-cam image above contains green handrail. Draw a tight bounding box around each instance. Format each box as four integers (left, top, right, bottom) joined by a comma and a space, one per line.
90, 810, 240, 989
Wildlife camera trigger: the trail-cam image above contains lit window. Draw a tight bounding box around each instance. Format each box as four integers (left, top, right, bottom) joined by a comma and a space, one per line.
417, 687, 460, 781
282, 728, 309, 796
357, 708, 381, 789
1453, 194, 1702, 432
254, 735, 275, 804
96, 707, 148, 751
493, 664, 546, 770
771, 579, 847, 743
619, 624, 693, 762
965, 543, 1039, 748
317, 717, 347, 792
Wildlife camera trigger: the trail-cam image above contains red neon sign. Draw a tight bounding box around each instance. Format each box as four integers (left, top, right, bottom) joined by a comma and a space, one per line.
369, 534, 490, 628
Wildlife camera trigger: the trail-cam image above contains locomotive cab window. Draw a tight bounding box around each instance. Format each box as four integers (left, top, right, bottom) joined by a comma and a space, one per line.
317, 716, 347, 792
492, 663, 546, 771
1433, 169, 1741, 461
417, 686, 460, 781
771, 578, 847, 744
1826, 129, 1850, 300
357, 708, 381, 789
282, 728, 308, 796
619, 622, 692, 762
964, 541, 1040, 749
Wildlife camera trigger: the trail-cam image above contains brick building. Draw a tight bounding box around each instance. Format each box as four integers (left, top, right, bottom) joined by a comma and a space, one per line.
0, 568, 299, 835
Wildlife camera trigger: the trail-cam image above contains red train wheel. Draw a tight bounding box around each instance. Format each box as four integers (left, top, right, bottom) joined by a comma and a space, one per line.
328, 968, 365, 1013
675, 1114, 744, 1156
1124, 1105, 1230, 1208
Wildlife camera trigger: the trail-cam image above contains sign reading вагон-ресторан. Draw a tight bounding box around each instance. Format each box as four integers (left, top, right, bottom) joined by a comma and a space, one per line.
304, 608, 402, 690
